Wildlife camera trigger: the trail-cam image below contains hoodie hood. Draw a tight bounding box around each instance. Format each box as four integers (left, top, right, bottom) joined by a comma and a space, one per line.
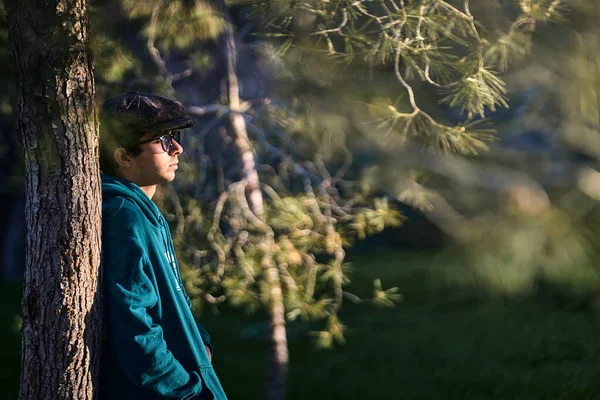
101, 173, 162, 228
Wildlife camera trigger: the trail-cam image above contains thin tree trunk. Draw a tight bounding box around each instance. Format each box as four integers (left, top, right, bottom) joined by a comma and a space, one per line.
225, 26, 264, 219
4, 0, 102, 398
224, 23, 289, 400
262, 255, 289, 400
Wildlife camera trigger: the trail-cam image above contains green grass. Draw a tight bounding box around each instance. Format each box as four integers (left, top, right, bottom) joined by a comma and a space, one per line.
207, 249, 600, 400
3, 249, 600, 399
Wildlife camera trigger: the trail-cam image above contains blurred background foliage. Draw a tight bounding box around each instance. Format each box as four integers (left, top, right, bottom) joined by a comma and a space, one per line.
3, 0, 600, 398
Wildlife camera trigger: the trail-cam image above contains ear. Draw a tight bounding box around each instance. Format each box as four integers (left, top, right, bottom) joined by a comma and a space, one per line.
114, 148, 133, 169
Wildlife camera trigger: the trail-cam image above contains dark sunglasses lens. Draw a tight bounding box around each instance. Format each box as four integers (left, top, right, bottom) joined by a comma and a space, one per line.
160, 134, 171, 152
159, 131, 181, 152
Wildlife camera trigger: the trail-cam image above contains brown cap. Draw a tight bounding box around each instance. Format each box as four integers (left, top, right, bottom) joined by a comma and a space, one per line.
101, 91, 194, 143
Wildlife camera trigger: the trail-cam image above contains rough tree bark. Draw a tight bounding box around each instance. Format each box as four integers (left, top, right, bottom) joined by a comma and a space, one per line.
224, 23, 289, 400
4, 0, 102, 399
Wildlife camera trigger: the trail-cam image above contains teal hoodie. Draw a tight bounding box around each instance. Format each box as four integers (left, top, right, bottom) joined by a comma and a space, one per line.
101, 174, 227, 400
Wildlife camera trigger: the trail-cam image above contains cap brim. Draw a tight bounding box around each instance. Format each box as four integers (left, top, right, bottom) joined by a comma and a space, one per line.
141, 116, 195, 132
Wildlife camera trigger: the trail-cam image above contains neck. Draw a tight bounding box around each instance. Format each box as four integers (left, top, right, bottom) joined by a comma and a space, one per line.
139, 184, 157, 200
114, 170, 157, 199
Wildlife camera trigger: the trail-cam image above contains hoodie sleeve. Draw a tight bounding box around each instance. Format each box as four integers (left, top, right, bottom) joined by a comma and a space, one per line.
182, 289, 213, 355
104, 227, 204, 399
196, 322, 213, 356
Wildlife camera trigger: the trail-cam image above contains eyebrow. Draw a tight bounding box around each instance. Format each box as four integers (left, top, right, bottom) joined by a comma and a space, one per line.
147, 133, 166, 140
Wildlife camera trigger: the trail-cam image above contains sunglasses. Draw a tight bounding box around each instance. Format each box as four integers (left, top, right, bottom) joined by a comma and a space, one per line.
136, 130, 181, 152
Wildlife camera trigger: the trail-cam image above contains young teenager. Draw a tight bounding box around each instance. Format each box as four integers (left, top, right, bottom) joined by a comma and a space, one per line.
99, 91, 227, 400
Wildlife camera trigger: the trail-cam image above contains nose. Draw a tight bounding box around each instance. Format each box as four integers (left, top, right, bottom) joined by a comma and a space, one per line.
169, 139, 183, 155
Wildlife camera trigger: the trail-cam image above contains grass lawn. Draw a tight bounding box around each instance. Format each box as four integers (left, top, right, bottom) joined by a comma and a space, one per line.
2, 248, 600, 399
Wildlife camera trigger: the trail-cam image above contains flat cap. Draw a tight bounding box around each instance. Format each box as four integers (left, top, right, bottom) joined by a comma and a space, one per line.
101, 91, 194, 138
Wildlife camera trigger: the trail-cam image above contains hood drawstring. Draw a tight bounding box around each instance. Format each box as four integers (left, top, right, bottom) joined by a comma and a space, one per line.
159, 213, 185, 291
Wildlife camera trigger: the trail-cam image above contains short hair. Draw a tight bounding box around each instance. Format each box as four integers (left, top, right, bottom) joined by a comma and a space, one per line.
98, 121, 145, 176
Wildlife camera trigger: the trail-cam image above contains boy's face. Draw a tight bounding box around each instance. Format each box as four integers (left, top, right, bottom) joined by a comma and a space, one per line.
124, 131, 183, 187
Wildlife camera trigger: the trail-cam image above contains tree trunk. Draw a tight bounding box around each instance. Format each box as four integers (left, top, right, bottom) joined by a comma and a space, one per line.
262, 257, 289, 400
4, 0, 102, 399
224, 23, 289, 400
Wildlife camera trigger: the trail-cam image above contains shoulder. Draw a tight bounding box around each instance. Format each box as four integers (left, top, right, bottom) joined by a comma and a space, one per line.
102, 199, 150, 264
103, 197, 148, 234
